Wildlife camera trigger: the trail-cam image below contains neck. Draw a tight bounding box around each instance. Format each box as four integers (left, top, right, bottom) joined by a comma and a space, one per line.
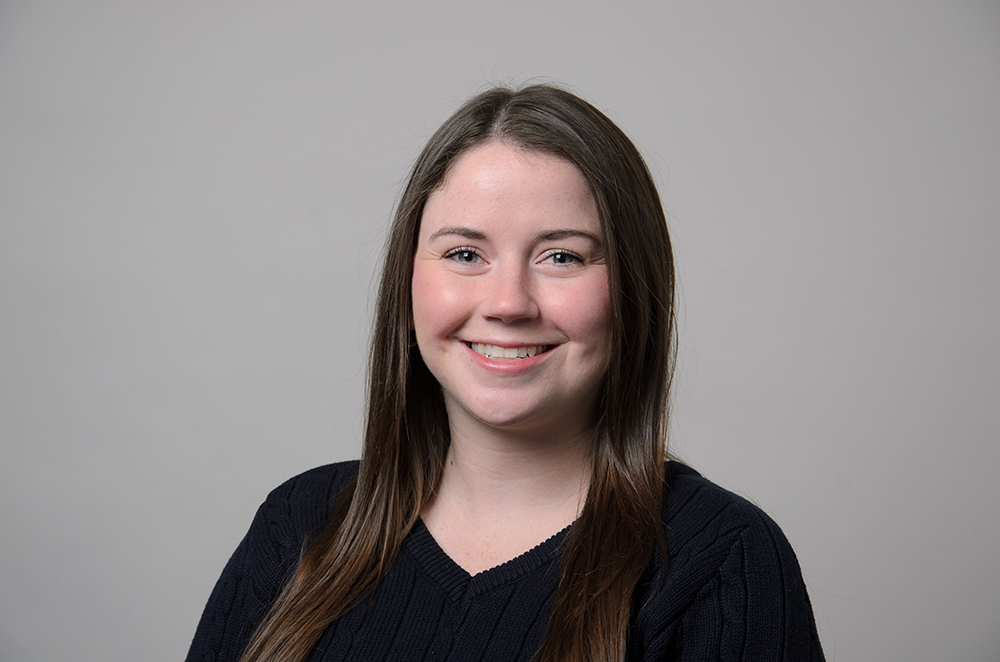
418, 407, 596, 574
429, 410, 595, 521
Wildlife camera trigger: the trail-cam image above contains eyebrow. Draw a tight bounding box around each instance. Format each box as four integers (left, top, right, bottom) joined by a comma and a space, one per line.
428, 226, 603, 246
428, 227, 487, 241
537, 229, 602, 245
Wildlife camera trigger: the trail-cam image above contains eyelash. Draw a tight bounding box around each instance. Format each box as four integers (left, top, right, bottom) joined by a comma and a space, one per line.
443, 246, 484, 263
539, 250, 583, 266
443, 247, 584, 266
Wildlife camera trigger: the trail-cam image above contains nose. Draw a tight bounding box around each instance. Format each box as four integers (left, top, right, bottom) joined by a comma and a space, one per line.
480, 265, 539, 324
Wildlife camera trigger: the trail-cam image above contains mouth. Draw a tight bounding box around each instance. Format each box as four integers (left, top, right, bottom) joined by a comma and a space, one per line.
467, 342, 553, 360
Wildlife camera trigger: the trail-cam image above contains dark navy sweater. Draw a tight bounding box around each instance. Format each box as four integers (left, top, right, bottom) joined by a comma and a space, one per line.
186, 461, 824, 661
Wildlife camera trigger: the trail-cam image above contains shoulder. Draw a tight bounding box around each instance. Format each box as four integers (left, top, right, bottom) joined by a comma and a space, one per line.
662, 460, 790, 556
263, 459, 360, 506
254, 460, 360, 549
185, 461, 360, 662
628, 461, 824, 660
659, 459, 806, 591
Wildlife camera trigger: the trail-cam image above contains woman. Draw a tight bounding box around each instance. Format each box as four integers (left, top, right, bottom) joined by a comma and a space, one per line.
186, 84, 824, 662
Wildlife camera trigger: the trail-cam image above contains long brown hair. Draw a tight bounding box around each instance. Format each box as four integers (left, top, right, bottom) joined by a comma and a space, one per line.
239, 84, 676, 662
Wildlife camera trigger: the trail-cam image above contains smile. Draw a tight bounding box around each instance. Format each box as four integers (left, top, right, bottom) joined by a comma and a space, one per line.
468, 342, 552, 360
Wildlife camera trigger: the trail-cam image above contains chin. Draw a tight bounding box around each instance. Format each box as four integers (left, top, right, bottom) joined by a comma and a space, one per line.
457, 396, 591, 439
470, 406, 546, 431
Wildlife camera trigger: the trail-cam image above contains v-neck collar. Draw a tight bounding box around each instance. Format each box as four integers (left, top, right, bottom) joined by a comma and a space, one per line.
403, 517, 572, 604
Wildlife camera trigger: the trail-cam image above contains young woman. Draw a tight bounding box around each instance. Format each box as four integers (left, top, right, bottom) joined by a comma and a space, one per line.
186, 84, 824, 662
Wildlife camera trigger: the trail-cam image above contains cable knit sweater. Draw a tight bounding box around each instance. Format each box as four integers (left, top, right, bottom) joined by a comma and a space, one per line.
185, 461, 824, 661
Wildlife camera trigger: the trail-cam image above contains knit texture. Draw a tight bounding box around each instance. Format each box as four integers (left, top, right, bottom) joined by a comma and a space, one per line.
185, 461, 824, 661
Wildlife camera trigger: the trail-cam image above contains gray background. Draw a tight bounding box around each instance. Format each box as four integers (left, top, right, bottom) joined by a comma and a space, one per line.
2, 1, 998, 660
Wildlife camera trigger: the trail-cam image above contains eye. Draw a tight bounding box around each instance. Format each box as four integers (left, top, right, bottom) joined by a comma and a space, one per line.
540, 250, 583, 266
444, 247, 483, 264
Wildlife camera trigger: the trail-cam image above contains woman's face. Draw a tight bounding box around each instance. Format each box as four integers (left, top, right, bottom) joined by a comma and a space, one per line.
411, 141, 612, 439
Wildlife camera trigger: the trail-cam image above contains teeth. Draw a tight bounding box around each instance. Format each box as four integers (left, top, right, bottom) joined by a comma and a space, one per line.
471, 343, 547, 360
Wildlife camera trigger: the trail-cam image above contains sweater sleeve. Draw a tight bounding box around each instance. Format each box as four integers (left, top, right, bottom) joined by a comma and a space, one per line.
671, 509, 825, 661
184, 499, 298, 662
184, 463, 354, 662
632, 465, 825, 661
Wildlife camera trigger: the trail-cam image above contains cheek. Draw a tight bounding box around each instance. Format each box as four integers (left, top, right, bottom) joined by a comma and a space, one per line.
583, 279, 614, 378
411, 262, 437, 336
555, 273, 613, 341
411, 262, 465, 339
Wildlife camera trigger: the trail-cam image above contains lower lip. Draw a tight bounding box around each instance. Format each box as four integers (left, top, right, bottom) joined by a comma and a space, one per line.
463, 343, 553, 375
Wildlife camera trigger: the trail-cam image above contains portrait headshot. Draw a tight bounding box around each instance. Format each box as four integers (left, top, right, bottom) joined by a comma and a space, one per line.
1, 2, 998, 661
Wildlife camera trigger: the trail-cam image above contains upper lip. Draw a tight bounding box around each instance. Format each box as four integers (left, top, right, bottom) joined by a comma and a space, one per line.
464, 340, 554, 348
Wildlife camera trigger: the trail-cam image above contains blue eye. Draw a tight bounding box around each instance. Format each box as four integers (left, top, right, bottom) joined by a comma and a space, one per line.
542, 251, 582, 265
445, 247, 482, 263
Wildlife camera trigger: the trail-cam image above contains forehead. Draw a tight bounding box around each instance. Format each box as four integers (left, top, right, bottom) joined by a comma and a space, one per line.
420, 142, 600, 237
